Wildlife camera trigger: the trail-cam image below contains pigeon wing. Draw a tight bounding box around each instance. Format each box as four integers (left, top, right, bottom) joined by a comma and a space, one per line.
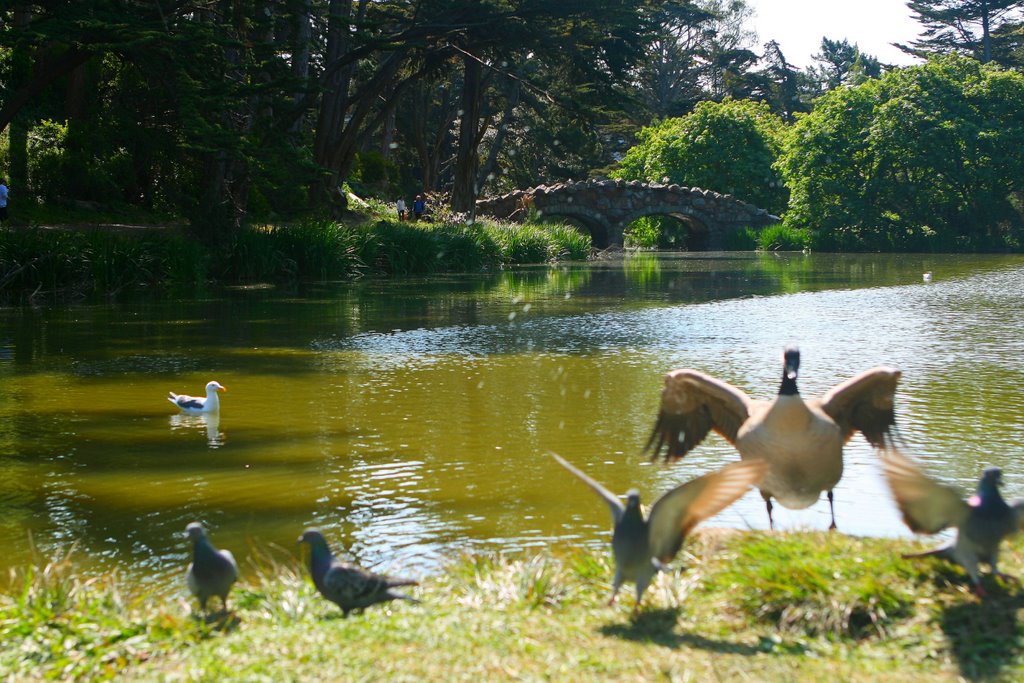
645, 369, 751, 463
818, 367, 902, 447
549, 452, 625, 524
323, 562, 376, 605
881, 449, 970, 534
220, 549, 239, 582
646, 460, 767, 564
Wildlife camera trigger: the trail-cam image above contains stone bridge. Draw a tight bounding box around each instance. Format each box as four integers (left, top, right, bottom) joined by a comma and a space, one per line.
475, 179, 779, 249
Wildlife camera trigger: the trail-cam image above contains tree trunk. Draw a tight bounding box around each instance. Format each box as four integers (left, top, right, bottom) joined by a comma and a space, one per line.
290, 0, 313, 134
981, 0, 992, 63
7, 5, 34, 197
413, 80, 457, 193
451, 56, 483, 213
311, 0, 359, 207
476, 75, 520, 196
190, 0, 253, 243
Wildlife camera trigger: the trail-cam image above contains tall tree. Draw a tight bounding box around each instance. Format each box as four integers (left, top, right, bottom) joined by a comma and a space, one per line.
899, 0, 1024, 63
750, 40, 809, 120
807, 37, 883, 93
633, 1, 718, 118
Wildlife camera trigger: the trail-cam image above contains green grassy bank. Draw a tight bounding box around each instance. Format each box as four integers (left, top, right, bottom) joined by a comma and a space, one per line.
0, 215, 592, 301
4, 530, 1023, 681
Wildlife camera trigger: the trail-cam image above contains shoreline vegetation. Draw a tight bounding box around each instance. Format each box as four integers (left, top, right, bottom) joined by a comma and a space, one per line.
3, 529, 1023, 680
0, 202, 593, 302
0, 197, 908, 303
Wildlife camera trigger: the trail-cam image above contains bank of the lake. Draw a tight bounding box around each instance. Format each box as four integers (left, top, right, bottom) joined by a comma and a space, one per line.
0, 213, 591, 301
4, 530, 1022, 681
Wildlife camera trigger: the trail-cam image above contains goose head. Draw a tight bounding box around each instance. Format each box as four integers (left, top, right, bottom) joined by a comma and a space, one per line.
779, 346, 800, 396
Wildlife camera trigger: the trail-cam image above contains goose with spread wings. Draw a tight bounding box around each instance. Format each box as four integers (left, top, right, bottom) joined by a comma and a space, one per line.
645, 347, 901, 530
551, 452, 766, 609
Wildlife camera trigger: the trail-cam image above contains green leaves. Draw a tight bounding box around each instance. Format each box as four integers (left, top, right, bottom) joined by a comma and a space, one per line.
779, 55, 1024, 251
613, 98, 788, 215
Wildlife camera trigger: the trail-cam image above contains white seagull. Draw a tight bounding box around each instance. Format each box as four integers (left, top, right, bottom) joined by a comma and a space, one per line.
168, 380, 227, 414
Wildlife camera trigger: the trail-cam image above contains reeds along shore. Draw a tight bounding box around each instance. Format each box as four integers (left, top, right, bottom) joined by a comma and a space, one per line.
0, 216, 592, 300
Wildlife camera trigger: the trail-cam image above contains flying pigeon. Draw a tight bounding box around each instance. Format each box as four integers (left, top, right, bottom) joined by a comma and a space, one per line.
298, 528, 418, 616
882, 448, 1024, 596
550, 452, 766, 609
185, 522, 239, 613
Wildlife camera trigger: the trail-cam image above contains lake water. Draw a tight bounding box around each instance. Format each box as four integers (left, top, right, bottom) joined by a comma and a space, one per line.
1, 251, 1023, 586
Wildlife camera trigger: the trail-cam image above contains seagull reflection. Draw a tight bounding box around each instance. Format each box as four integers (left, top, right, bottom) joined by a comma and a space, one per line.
169, 412, 225, 448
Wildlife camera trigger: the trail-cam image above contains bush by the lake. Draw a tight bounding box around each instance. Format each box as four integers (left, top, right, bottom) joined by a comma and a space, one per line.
779, 55, 1024, 251
613, 99, 789, 216
0, 227, 209, 297
748, 224, 813, 251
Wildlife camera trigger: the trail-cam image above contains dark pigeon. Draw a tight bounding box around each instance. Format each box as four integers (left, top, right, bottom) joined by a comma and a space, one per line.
298, 528, 418, 616
185, 522, 239, 613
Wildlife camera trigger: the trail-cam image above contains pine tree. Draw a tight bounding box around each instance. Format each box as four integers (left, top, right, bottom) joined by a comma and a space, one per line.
899, 0, 1024, 63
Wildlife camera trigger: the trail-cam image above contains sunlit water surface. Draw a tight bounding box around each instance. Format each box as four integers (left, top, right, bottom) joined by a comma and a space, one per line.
1, 252, 1023, 587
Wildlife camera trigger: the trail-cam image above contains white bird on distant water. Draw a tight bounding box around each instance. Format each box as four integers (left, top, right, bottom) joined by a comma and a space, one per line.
923, 271, 933, 282
168, 381, 226, 414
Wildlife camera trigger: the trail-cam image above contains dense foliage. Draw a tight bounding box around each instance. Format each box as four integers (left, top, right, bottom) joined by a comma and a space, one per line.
779, 55, 1024, 251
3, 2, 1024, 253
612, 98, 788, 214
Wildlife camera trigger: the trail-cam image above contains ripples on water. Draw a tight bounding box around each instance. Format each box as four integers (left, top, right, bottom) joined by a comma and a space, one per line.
0, 253, 1022, 586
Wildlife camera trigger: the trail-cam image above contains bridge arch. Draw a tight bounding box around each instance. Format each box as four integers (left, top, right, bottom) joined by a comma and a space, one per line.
475, 180, 779, 249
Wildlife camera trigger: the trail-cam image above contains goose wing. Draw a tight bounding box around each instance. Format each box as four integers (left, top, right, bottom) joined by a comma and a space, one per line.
818, 366, 901, 447
645, 369, 752, 463
881, 449, 970, 534
646, 460, 767, 563
549, 452, 625, 524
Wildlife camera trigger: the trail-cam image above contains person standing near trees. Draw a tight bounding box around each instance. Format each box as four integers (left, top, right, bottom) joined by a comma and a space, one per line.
396, 196, 407, 220
413, 194, 426, 220
0, 179, 8, 224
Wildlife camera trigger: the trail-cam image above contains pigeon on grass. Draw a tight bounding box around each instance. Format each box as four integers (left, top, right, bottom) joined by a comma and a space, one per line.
185, 522, 239, 614
298, 528, 418, 616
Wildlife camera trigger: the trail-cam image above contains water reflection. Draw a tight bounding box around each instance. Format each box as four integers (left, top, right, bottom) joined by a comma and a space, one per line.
0, 252, 1022, 585
169, 413, 225, 448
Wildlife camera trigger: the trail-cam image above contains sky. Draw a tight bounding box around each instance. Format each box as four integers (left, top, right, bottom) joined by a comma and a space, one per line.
743, 0, 926, 69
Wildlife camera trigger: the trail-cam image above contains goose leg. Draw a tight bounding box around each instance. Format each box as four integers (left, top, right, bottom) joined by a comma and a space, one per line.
762, 493, 775, 530
827, 490, 837, 531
